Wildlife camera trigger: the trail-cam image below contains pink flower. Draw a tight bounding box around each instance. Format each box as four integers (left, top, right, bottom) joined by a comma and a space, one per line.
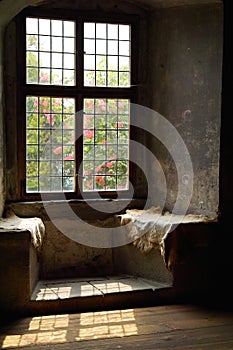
84, 115, 92, 128
85, 180, 93, 190
84, 130, 94, 139
52, 98, 62, 107
34, 99, 38, 108
84, 170, 90, 176
95, 164, 104, 173
64, 154, 74, 160
101, 139, 107, 144
40, 73, 49, 82
46, 114, 55, 126
85, 100, 94, 109
53, 146, 62, 154
106, 162, 113, 168
96, 176, 105, 186
118, 102, 125, 109
109, 155, 116, 160
42, 100, 49, 107
116, 122, 124, 128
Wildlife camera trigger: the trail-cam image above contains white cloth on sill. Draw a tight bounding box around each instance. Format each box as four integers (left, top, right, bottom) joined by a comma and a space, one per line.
0, 209, 45, 252
118, 206, 216, 256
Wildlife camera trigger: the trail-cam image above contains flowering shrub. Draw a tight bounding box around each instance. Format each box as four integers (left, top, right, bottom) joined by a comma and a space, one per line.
26, 96, 75, 192
82, 98, 129, 191
25, 28, 130, 193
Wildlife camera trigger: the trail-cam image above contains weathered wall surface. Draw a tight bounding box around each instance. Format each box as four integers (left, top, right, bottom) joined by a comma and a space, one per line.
0, 0, 223, 282
0, 0, 48, 216
0, 71, 4, 217
148, 3, 223, 217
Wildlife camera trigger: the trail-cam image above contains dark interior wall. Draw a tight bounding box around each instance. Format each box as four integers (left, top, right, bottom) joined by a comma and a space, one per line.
0, 71, 4, 217
0, 28, 5, 217
219, 0, 233, 225
148, 3, 223, 217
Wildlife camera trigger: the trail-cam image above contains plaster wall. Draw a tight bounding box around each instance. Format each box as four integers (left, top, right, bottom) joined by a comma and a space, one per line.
0, 29, 5, 217
0, 0, 223, 281
147, 3, 223, 217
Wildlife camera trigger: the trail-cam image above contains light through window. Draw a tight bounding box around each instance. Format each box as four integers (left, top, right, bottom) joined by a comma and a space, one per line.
21, 11, 135, 197
83, 98, 129, 191
84, 23, 131, 87
26, 96, 75, 192
26, 18, 76, 85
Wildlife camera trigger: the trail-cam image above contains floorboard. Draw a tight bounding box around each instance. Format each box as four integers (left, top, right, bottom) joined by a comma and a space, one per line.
1, 303, 233, 349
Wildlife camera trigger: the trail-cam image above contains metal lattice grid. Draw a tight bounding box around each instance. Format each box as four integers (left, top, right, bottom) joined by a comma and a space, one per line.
84, 22, 131, 87
83, 98, 130, 191
26, 17, 76, 86
26, 96, 75, 192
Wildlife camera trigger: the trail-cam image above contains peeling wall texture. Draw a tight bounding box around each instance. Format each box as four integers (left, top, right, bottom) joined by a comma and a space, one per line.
148, 3, 223, 217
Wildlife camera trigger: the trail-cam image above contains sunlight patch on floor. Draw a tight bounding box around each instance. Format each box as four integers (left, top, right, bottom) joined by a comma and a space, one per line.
1, 309, 138, 348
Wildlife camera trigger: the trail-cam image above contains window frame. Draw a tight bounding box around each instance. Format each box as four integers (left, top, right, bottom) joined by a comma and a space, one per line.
16, 7, 139, 201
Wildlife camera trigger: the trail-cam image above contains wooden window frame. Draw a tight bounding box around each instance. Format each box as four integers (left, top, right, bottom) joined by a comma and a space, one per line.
16, 7, 139, 201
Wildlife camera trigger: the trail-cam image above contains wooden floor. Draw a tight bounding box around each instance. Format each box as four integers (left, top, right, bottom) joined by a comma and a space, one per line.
1, 303, 233, 349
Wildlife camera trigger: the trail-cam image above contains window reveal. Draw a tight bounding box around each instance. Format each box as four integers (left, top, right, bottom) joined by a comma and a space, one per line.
18, 10, 136, 198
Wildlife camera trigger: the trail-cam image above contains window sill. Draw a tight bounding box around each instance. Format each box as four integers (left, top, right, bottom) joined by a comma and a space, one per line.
6, 198, 147, 221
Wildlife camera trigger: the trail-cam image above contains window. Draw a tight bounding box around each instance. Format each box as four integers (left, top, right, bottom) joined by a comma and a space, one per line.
16, 8, 138, 199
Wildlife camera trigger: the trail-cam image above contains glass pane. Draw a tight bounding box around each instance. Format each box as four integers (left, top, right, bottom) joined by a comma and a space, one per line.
64, 54, 75, 69
96, 55, 106, 70
119, 71, 130, 86
39, 19, 50, 35
108, 40, 118, 55
96, 23, 106, 39
84, 22, 131, 87
64, 21, 75, 37
27, 35, 38, 50
27, 177, 38, 192
119, 56, 130, 71
51, 69, 62, 85
26, 17, 76, 86
84, 55, 95, 70
119, 41, 130, 56
27, 51, 38, 67
26, 18, 38, 34
39, 36, 50, 51
84, 39, 95, 54
52, 20, 63, 36
63, 70, 75, 86
108, 71, 118, 87
108, 24, 118, 39
52, 53, 63, 68
84, 23, 95, 38
52, 37, 63, 52
26, 96, 75, 193
108, 56, 118, 70
83, 98, 130, 192
119, 25, 130, 40
39, 52, 50, 67
96, 40, 106, 54
64, 38, 75, 53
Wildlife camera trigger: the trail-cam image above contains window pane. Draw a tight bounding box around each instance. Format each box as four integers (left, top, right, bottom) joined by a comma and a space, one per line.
64, 21, 75, 37
83, 98, 130, 191
96, 23, 106, 39
84, 22, 131, 87
26, 96, 75, 193
26, 17, 76, 86
26, 18, 38, 34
